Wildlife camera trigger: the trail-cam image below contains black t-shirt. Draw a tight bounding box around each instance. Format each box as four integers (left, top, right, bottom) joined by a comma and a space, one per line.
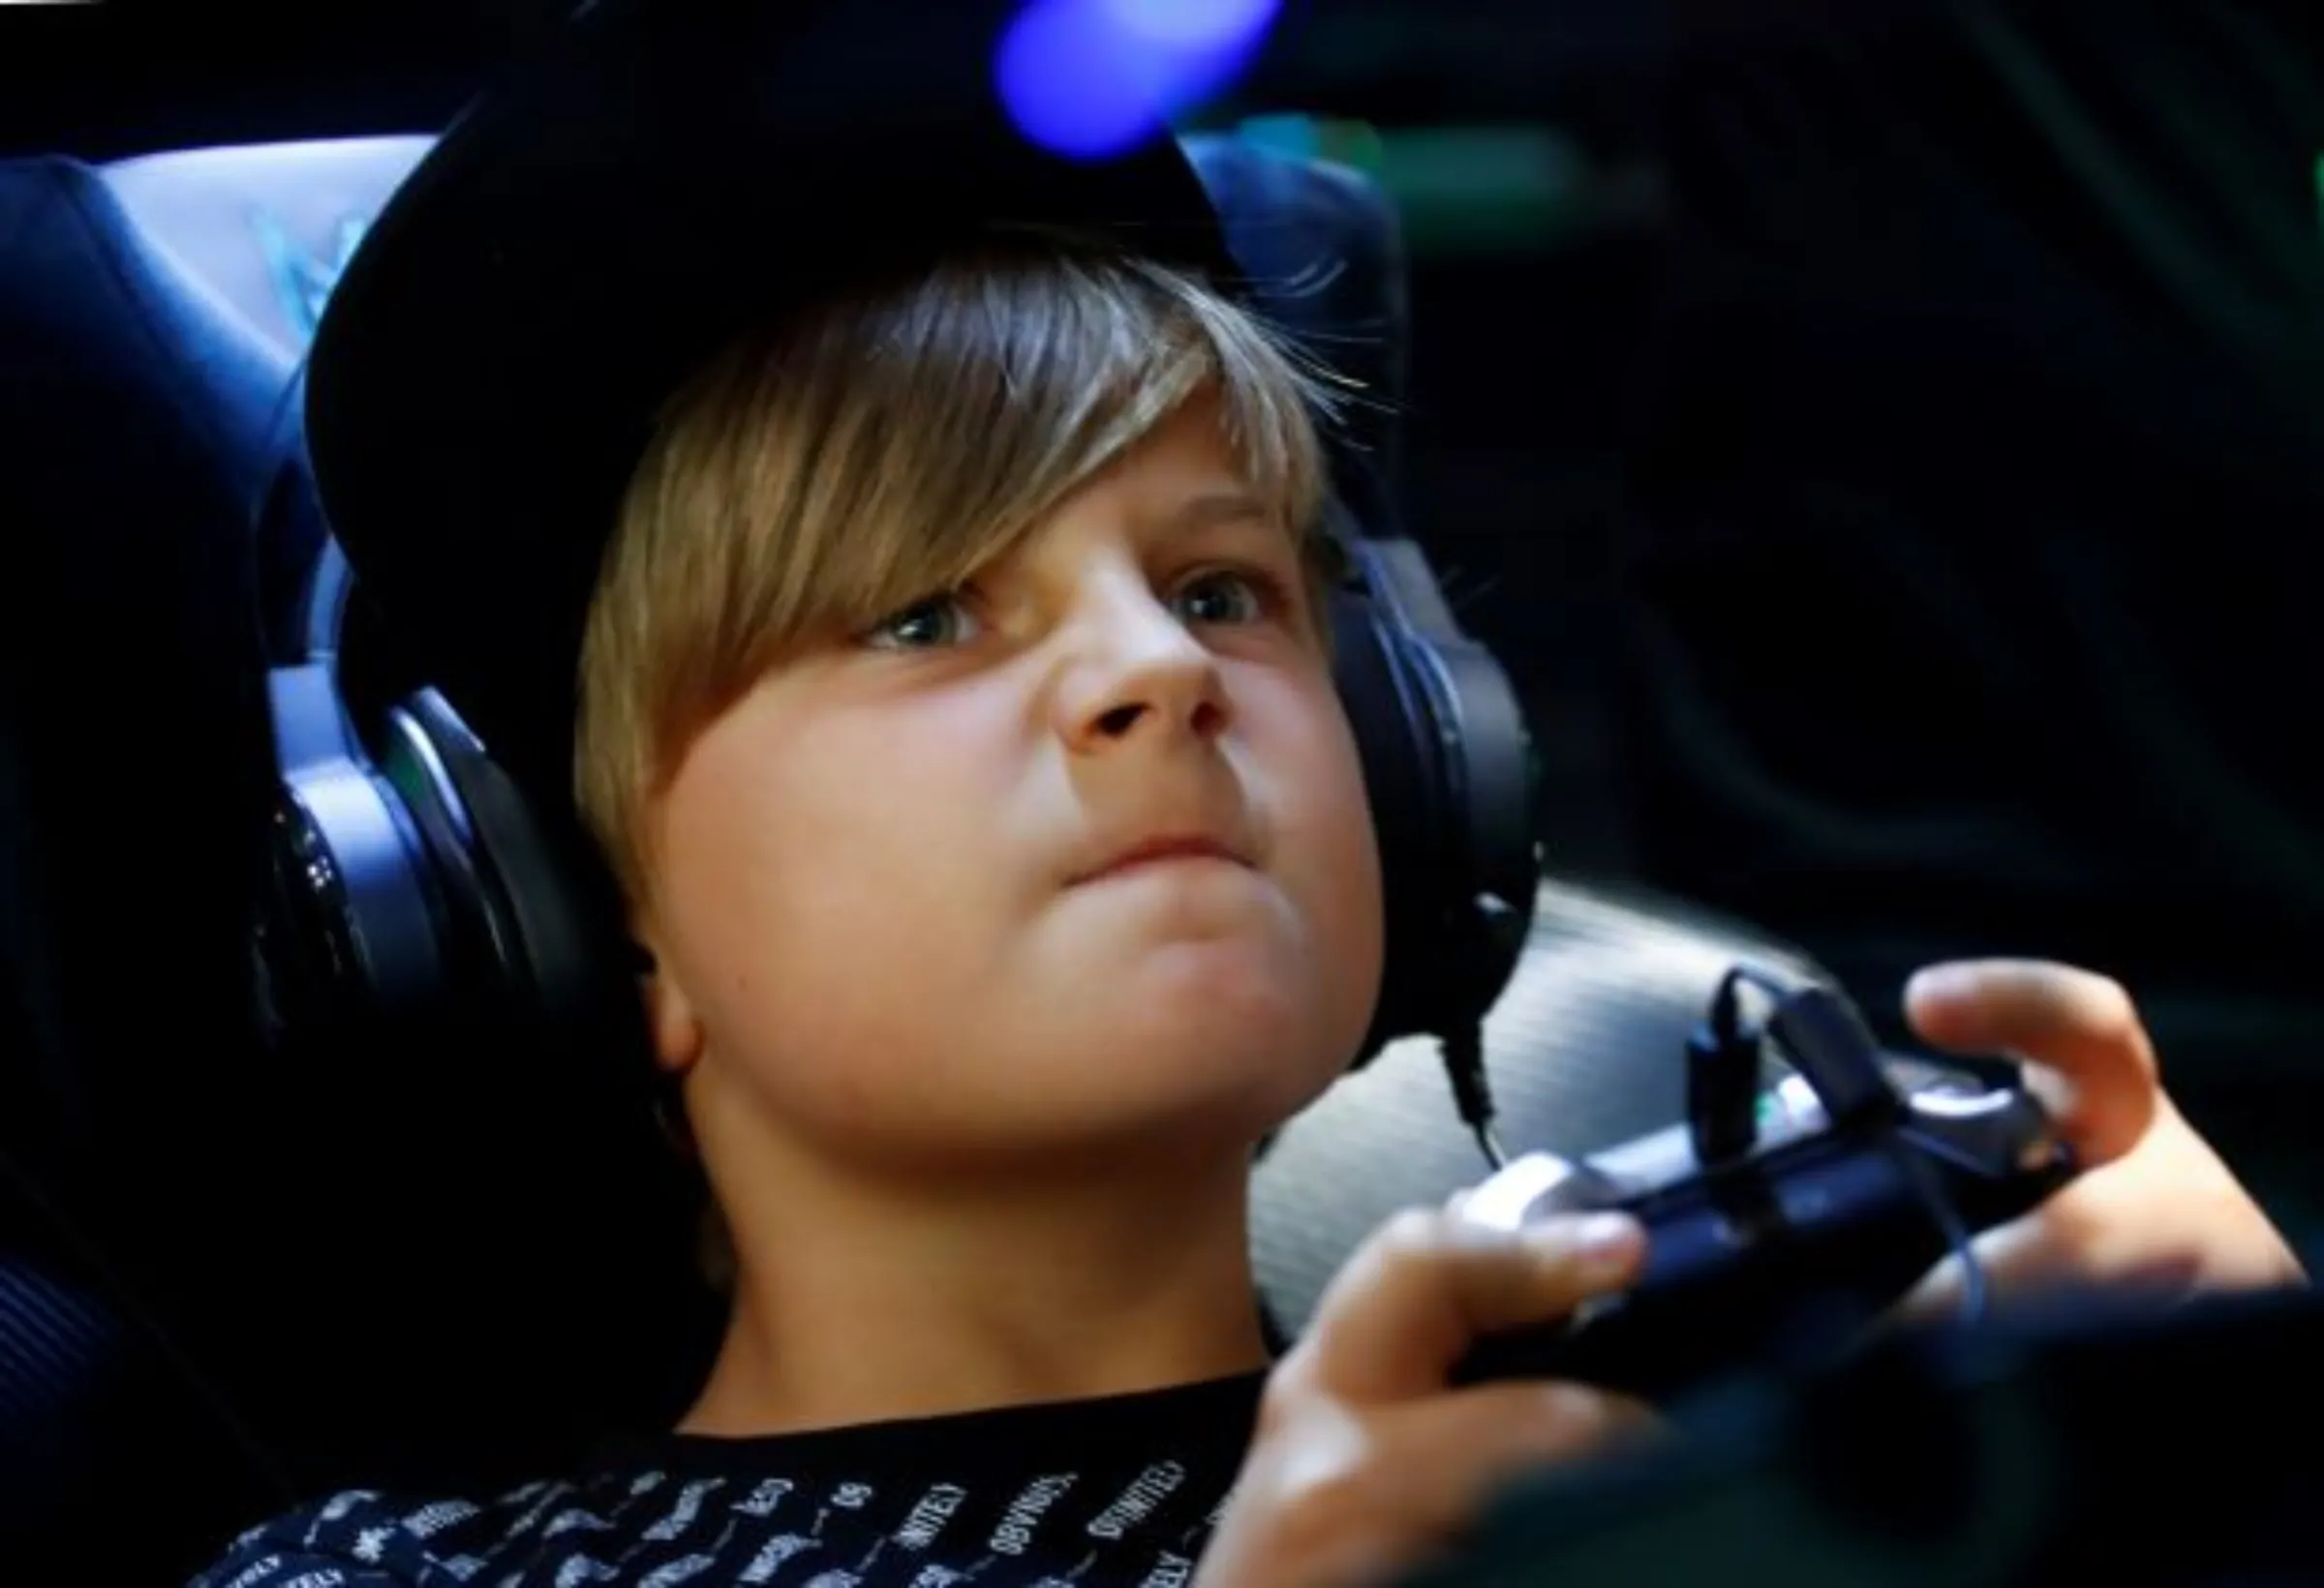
1617, 0, 2324, 1015
183, 1372, 1264, 1588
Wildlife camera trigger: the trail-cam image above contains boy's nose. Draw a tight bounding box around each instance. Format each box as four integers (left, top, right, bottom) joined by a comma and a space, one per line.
1056, 604, 1231, 755
1080, 687, 1228, 749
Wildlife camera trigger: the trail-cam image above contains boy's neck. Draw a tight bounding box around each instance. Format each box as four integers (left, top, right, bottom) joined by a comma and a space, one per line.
677, 1143, 1271, 1439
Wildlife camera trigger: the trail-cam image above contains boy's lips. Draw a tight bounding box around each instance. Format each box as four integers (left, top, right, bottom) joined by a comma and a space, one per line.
1070, 831, 1251, 885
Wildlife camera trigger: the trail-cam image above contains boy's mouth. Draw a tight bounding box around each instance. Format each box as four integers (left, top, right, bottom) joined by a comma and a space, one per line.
1071, 832, 1250, 885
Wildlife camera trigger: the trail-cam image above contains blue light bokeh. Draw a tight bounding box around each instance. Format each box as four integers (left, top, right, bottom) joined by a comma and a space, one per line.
1099, 0, 1279, 48
995, 0, 1280, 160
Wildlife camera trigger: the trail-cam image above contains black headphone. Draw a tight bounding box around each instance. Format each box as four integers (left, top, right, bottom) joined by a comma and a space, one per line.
255, 435, 1543, 1151
257, 533, 615, 1054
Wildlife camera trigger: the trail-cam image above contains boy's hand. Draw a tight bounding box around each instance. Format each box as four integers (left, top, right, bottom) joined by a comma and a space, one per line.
1892, 959, 2305, 1323
1196, 1207, 1654, 1588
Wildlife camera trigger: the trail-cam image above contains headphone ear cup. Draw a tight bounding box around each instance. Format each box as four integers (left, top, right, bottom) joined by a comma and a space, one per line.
371, 695, 516, 1009
257, 660, 454, 1039
1383, 618, 1541, 1019
1330, 536, 1542, 1062
387, 688, 627, 1040
1329, 580, 1454, 1057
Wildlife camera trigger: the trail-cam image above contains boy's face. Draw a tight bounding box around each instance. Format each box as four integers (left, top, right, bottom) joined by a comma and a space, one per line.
642, 397, 1384, 1177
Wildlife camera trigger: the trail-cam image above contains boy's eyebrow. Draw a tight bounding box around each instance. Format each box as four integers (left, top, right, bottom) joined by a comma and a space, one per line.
1168, 489, 1278, 534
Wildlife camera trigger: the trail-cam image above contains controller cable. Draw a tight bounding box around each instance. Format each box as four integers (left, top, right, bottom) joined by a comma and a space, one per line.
1687, 967, 1770, 1167
1890, 1131, 1990, 1328
1717, 965, 1992, 1331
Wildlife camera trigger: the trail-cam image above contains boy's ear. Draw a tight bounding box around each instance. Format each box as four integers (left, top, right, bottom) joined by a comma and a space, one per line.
631, 933, 705, 1075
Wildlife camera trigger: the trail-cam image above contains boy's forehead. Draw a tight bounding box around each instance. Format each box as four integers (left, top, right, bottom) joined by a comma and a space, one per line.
1074, 394, 1277, 511
1024, 420, 1295, 550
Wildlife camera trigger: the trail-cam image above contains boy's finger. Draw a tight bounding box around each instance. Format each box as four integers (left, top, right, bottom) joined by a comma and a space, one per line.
1286, 1208, 1645, 1406
1903, 958, 2159, 1165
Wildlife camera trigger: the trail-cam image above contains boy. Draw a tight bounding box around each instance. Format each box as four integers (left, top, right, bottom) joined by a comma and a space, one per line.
192, 4, 2302, 1585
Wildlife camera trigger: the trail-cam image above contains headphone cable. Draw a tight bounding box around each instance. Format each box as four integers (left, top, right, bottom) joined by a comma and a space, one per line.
1442, 1023, 1507, 1169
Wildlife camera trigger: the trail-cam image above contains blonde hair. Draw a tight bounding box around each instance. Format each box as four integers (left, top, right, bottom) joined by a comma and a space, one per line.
574, 230, 1347, 914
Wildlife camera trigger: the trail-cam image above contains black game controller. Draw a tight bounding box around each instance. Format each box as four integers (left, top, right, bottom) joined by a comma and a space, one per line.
1450, 963, 2078, 1402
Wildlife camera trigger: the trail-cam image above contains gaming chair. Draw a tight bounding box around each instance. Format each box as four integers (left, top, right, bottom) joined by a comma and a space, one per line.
0, 125, 1818, 1586
0, 137, 637, 1583
0, 142, 369, 1580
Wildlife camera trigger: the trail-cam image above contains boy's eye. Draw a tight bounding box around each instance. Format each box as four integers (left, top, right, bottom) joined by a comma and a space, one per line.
862, 592, 980, 651
1172, 567, 1280, 627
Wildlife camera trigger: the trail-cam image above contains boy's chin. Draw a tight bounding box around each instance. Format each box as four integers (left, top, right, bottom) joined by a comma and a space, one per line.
1010, 990, 1355, 1144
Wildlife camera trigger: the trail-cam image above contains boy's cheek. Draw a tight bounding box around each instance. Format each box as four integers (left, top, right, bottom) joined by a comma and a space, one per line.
1279, 730, 1389, 1055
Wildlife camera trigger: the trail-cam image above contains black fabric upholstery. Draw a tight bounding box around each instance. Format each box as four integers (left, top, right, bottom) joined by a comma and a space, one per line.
0, 152, 306, 1581
0, 140, 709, 1584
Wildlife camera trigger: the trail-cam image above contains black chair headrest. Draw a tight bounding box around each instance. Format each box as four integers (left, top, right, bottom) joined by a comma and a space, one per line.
1182, 133, 1411, 532
0, 135, 430, 1583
